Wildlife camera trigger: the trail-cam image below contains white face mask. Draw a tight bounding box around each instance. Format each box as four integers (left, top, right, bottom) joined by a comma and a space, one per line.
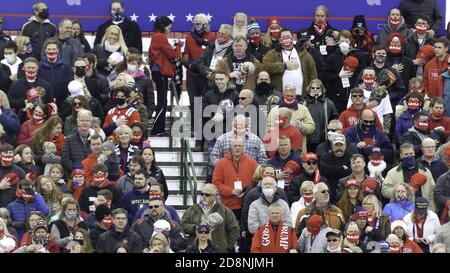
262, 188, 274, 198
339, 42, 349, 54
4, 54, 16, 64
127, 64, 137, 73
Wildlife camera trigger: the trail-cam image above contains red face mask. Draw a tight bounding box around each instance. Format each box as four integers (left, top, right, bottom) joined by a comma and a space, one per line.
131, 132, 142, 143
369, 155, 384, 166
362, 75, 376, 86
1, 153, 14, 167
92, 174, 108, 188
389, 17, 401, 28
416, 119, 429, 131
46, 49, 58, 62
280, 38, 294, 48
101, 215, 113, 229
270, 26, 281, 39
302, 191, 314, 203
415, 24, 427, 35
407, 98, 421, 110
33, 112, 44, 124
249, 34, 261, 47
24, 69, 37, 80
345, 231, 360, 244
388, 44, 402, 54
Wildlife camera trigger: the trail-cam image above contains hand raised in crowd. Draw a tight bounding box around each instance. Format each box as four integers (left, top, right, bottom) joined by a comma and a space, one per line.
392, 63, 404, 73
413, 58, 425, 66
276, 171, 290, 180
0, 177, 12, 190
338, 67, 353, 78
115, 115, 126, 126
357, 141, 367, 149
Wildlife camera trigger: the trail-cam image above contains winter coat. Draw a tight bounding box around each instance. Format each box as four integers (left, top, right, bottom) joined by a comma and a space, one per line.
185, 239, 222, 253
87, 69, 110, 105
434, 171, 450, 212
302, 95, 339, 145
17, 119, 43, 146
399, 0, 443, 32
318, 148, 353, 199
247, 43, 270, 63
400, 127, 441, 158
376, 16, 412, 46
7, 78, 53, 111
59, 77, 103, 117
215, 52, 260, 91
339, 105, 383, 133
50, 218, 89, 249
197, 42, 233, 77
251, 221, 297, 253
115, 174, 134, 195
382, 163, 436, 211
423, 55, 449, 98
253, 87, 282, 107
261, 47, 317, 93
403, 210, 441, 246
78, 185, 122, 214
149, 32, 182, 78
383, 200, 415, 222
298, 226, 331, 253
7, 194, 50, 239
92, 44, 121, 77
81, 153, 98, 185
303, 21, 338, 58
294, 201, 345, 233
368, 213, 391, 240
344, 124, 393, 163
89, 224, 109, 250
131, 212, 187, 252
429, 116, 450, 140
443, 72, 450, 117
212, 153, 258, 210
288, 172, 328, 205
38, 58, 72, 106
0, 106, 20, 145
183, 31, 216, 75
147, 164, 168, 202
115, 143, 141, 175
134, 75, 155, 116
94, 18, 143, 51
248, 193, 292, 234
133, 205, 180, 225
96, 228, 142, 253
202, 83, 239, 133
0, 58, 23, 92
61, 130, 90, 175
387, 54, 417, 90
0, 165, 26, 207
395, 109, 416, 143
181, 202, 240, 252
240, 185, 288, 232
404, 32, 435, 61
57, 37, 83, 66
20, 17, 57, 60
419, 157, 448, 182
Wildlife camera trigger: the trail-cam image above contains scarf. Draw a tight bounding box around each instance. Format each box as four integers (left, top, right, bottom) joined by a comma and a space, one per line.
314, 22, 327, 36
367, 160, 387, 178
214, 39, 233, 57
190, 31, 210, 47
327, 246, 342, 253
259, 221, 292, 252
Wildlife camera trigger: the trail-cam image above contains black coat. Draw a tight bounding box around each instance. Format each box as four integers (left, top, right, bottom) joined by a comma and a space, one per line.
197, 43, 233, 77
288, 172, 328, 206
387, 54, 416, 91
0, 32, 13, 59
20, 19, 57, 61
89, 224, 109, 250
58, 76, 102, 111
87, 69, 110, 106
203, 84, 239, 133
148, 164, 168, 202
61, 131, 91, 175
96, 228, 142, 253
93, 44, 118, 77
0, 165, 26, 208
246, 44, 270, 63
404, 33, 435, 61
135, 75, 155, 115
302, 95, 339, 145
303, 22, 338, 60
185, 239, 222, 253
399, 0, 443, 32
94, 19, 142, 52
7, 78, 53, 111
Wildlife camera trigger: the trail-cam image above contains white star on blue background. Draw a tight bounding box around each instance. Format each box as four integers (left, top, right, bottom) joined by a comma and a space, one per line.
168, 13, 176, 21
148, 13, 157, 22
130, 13, 139, 22
185, 13, 193, 22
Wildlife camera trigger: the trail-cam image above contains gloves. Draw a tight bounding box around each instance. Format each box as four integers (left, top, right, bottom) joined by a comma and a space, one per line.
42, 154, 61, 164
97, 154, 107, 164
13, 221, 26, 229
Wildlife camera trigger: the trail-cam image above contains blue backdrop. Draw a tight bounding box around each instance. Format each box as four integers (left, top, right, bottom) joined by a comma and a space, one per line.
0, 0, 446, 33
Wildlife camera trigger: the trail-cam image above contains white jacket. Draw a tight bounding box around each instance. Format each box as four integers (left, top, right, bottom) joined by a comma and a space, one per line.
403, 210, 441, 247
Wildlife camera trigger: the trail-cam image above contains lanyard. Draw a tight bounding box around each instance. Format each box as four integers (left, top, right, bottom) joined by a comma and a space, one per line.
233, 158, 240, 180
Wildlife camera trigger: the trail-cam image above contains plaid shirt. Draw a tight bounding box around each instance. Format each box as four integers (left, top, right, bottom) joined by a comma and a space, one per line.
210, 131, 267, 166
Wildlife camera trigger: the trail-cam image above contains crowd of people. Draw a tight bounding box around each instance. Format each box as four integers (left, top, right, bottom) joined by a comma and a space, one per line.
0, 0, 449, 253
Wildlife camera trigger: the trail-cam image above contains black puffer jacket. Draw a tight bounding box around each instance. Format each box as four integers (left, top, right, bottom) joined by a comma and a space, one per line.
61, 130, 91, 175
96, 227, 142, 253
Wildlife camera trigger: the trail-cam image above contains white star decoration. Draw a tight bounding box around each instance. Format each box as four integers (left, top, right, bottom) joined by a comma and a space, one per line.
206, 13, 213, 22
130, 13, 139, 22
148, 13, 157, 22
185, 13, 193, 22
168, 13, 176, 21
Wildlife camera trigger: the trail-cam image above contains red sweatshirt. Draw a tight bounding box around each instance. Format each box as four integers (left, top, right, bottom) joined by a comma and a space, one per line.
339, 105, 383, 132
429, 115, 450, 139
423, 55, 449, 98
263, 125, 303, 158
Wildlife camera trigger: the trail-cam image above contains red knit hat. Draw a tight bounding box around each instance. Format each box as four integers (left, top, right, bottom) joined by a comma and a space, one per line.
306, 215, 323, 236
416, 44, 435, 62
345, 179, 359, 188
361, 178, 377, 194
283, 160, 300, 181
71, 168, 85, 178
386, 32, 405, 48
26, 88, 41, 101
268, 16, 281, 28
352, 207, 368, 221
343, 56, 359, 72
302, 153, 318, 162
409, 173, 427, 192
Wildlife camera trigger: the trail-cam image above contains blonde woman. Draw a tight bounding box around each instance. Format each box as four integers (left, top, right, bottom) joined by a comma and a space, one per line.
291, 181, 315, 224
94, 25, 128, 77
35, 175, 63, 218
362, 194, 391, 239
14, 36, 33, 61
145, 232, 173, 253
383, 183, 415, 221
0, 218, 16, 252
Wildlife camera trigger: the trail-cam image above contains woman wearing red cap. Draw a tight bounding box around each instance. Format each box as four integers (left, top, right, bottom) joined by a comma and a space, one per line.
352, 206, 385, 252
336, 179, 364, 222
262, 16, 282, 49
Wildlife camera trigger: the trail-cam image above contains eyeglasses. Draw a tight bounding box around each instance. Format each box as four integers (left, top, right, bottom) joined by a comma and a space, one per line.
148, 205, 160, 209
239, 97, 249, 100
73, 102, 82, 106
303, 160, 317, 165
361, 119, 375, 124
321, 190, 330, 194
198, 230, 209, 234
352, 94, 364, 98
327, 239, 338, 242
328, 128, 340, 132
200, 192, 212, 197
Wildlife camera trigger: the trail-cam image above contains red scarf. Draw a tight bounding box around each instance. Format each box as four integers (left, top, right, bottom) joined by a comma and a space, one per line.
314, 21, 327, 36
413, 215, 425, 239
256, 221, 294, 253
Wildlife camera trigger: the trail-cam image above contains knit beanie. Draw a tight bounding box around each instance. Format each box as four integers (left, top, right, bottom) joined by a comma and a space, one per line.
386, 32, 405, 48
102, 140, 116, 152
352, 15, 366, 29
247, 18, 261, 37
95, 204, 112, 222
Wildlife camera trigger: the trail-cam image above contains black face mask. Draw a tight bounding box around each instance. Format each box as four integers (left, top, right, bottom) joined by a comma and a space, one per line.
256, 82, 273, 92
75, 67, 86, 77
113, 97, 126, 106
38, 10, 49, 20
360, 123, 372, 132
74, 239, 84, 246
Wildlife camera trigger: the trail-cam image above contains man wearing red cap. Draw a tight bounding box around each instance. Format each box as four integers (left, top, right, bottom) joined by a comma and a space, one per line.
423, 37, 449, 98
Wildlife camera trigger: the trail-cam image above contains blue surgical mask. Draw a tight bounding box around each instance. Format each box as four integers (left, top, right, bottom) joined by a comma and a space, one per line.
402, 156, 416, 169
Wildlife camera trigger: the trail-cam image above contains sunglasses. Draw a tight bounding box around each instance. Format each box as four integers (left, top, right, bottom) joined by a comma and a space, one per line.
328, 128, 340, 132
200, 192, 212, 197
362, 119, 375, 124
73, 102, 82, 106
239, 97, 248, 100
327, 239, 338, 242
321, 190, 330, 194
303, 160, 317, 165
148, 205, 160, 209
198, 230, 209, 234
352, 94, 364, 98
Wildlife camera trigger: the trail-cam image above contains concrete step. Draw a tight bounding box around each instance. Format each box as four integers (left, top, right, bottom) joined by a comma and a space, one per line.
148, 137, 195, 148
166, 194, 201, 207
166, 179, 206, 191
160, 165, 207, 177
155, 151, 208, 163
